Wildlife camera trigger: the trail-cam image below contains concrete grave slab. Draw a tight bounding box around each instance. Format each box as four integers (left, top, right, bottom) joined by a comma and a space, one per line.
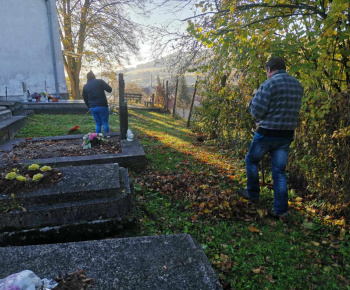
0, 109, 12, 122
0, 102, 34, 144
0, 163, 135, 246
0, 234, 222, 290
22, 100, 88, 114
0, 132, 146, 169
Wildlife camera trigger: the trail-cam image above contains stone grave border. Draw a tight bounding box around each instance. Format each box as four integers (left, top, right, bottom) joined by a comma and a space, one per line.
0, 132, 146, 169
0, 163, 135, 246
0, 234, 222, 290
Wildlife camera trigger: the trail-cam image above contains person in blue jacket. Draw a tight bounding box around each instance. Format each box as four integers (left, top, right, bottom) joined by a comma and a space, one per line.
83, 70, 112, 133
241, 57, 303, 219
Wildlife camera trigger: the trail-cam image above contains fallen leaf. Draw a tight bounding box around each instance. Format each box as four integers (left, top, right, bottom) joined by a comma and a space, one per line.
311, 241, 320, 247
303, 221, 315, 229
323, 266, 332, 272
334, 219, 346, 226
257, 209, 268, 218
252, 267, 262, 274
248, 225, 261, 233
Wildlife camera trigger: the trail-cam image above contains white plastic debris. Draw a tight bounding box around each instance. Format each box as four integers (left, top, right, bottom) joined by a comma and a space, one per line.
0, 270, 43, 290
41, 278, 58, 289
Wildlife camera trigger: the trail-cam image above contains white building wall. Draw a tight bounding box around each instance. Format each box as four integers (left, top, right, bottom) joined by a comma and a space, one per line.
0, 0, 67, 101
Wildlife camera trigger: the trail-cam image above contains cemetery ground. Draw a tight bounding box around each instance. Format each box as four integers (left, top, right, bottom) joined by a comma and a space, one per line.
9, 110, 350, 289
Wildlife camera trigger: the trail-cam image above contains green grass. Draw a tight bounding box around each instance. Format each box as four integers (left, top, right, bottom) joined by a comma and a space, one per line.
15, 110, 350, 289
16, 113, 120, 137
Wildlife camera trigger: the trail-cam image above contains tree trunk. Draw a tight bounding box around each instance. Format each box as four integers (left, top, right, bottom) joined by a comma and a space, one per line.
70, 70, 80, 99
64, 56, 82, 99
58, 0, 88, 99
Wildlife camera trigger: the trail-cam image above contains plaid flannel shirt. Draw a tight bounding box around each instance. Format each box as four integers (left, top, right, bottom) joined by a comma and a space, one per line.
249, 70, 303, 131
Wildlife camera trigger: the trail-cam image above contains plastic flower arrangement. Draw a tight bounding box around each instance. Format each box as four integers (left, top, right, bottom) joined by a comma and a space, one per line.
33, 173, 44, 182
82, 132, 108, 149
5, 172, 17, 180
40, 166, 52, 172
16, 175, 26, 182
28, 164, 40, 171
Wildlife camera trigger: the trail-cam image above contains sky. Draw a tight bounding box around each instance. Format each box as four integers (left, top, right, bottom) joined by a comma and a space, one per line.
127, 2, 196, 68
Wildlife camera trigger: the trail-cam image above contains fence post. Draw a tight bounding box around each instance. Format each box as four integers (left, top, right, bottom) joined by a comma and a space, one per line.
187, 80, 198, 128
165, 80, 169, 111
172, 77, 178, 117
119, 73, 128, 140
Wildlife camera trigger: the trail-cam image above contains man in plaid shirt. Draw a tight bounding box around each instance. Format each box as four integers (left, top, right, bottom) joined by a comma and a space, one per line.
241, 57, 303, 219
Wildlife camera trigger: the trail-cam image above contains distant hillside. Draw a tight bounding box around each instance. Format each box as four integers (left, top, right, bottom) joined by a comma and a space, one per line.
120, 57, 197, 87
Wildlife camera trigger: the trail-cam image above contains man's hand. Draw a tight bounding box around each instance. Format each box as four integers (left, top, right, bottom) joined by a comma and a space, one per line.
253, 89, 258, 95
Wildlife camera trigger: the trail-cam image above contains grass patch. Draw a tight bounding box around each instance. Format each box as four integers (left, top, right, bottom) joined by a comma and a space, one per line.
16, 110, 350, 289
15, 113, 120, 137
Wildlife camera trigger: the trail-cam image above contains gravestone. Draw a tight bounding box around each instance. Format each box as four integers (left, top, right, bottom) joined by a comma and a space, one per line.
0, 132, 146, 169
0, 163, 135, 246
0, 234, 222, 290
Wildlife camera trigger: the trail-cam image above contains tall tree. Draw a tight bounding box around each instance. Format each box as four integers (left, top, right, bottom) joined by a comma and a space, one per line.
177, 75, 191, 107
155, 76, 165, 106
184, 0, 350, 205
125, 82, 143, 95
56, 0, 146, 99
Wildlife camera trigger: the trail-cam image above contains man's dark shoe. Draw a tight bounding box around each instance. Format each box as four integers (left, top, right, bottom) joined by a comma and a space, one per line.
268, 210, 288, 221
237, 188, 258, 204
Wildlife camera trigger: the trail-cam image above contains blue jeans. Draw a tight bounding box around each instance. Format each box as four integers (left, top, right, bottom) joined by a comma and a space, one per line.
90, 106, 110, 133
245, 133, 293, 214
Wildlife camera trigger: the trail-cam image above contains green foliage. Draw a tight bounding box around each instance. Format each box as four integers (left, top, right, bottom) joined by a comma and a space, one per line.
186, 0, 350, 208
194, 82, 254, 154
177, 75, 191, 108
155, 77, 166, 107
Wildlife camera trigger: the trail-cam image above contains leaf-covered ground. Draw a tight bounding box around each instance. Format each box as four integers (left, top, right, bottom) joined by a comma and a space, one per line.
16, 110, 350, 289
128, 110, 350, 289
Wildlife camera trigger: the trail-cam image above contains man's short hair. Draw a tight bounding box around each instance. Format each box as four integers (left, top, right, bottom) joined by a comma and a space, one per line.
87, 70, 96, 80
265, 57, 286, 71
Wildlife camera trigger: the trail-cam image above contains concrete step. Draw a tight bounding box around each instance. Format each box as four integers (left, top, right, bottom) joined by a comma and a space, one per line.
0, 109, 12, 122
0, 115, 28, 144
0, 164, 133, 233
0, 101, 23, 116
0, 101, 34, 144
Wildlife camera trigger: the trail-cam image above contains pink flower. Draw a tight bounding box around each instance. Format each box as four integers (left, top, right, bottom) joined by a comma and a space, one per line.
89, 133, 98, 141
